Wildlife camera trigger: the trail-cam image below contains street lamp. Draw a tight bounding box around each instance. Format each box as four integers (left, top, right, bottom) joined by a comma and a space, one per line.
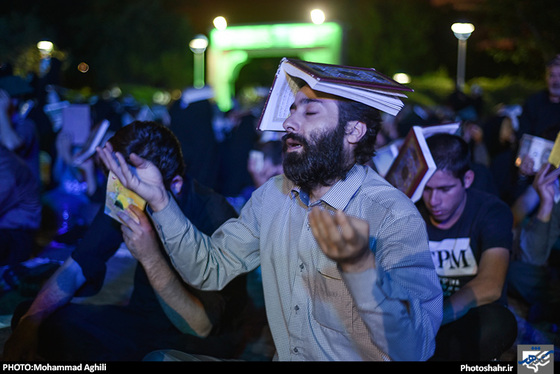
310, 9, 326, 25
213, 16, 227, 31
37, 40, 54, 77
451, 22, 474, 90
189, 34, 209, 88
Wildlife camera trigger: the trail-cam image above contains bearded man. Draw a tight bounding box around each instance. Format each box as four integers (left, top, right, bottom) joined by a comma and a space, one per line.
97, 84, 442, 361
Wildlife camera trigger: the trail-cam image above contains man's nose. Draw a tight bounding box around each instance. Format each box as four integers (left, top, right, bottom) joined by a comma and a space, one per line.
428, 190, 440, 207
283, 113, 299, 133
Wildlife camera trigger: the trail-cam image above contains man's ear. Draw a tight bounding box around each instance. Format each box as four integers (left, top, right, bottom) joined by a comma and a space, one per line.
170, 175, 184, 196
463, 170, 475, 189
345, 121, 367, 144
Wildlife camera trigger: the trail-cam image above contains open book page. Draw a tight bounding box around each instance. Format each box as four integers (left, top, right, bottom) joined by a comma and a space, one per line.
104, 171, 147, 224
516, 134, 555, 173
257, 58, 411, 131
258, 63, 300, 131
301, 80, 405, 116
282, 60, 406, 116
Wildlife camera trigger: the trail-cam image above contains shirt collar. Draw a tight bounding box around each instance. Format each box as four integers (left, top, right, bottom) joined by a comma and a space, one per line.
290, 164, 366, 210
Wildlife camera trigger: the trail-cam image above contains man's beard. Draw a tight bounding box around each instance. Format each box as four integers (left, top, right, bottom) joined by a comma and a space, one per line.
282, 123, 353, 192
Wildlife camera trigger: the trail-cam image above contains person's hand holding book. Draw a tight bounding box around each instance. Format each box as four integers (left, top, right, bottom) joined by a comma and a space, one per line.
96, 142, 169, 212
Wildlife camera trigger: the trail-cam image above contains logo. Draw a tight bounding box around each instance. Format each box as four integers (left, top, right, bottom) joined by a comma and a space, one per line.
429, 238, 478, 277
518, 345, 554, 374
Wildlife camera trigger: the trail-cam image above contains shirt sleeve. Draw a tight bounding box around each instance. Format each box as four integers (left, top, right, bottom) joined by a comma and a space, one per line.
71, 205, 124, 296
478, 199, 513, 254
520, 203, 560, 266
151, 191, 261, 291
341, 212, 443, 361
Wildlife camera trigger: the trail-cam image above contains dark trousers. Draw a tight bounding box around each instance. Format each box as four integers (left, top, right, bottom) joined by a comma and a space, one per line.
12, 300, 245, 361
507, 260, 560, 323
507, 260, 553, 305
430, 303, 518, 361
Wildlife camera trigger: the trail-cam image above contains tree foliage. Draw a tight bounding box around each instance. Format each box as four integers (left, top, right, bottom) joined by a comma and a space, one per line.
1, 0, 194, 90
1, 0, 558, 92
479, 0, 560, 79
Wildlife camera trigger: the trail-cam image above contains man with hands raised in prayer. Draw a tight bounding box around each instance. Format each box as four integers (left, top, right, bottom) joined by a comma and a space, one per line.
99, 84, 442, 361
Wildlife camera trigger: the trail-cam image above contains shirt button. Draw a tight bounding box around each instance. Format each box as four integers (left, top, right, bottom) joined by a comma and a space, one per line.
293, 347, 299, 354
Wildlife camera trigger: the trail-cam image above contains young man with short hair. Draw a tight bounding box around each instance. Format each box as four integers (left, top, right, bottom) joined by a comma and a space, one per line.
4, 121, 248, 361
417, 133, 517, 361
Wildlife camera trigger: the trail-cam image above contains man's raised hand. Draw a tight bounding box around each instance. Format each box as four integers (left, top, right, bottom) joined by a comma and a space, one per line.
309, 207, 375, 273
96, 143, 169, 212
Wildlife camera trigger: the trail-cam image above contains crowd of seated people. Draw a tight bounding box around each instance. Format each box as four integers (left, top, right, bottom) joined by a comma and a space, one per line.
0, 54, 559, 362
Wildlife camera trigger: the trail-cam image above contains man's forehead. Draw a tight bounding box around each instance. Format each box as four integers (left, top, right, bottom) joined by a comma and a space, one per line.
547, 65, 560, 75
427, 169, 461, 186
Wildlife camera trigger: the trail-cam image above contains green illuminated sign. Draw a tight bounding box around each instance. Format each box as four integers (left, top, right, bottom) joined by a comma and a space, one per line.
207, 22, 343, 111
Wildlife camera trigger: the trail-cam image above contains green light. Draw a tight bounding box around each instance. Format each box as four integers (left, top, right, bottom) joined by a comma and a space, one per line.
208, 22, 343, 112
211, 23, 341, 50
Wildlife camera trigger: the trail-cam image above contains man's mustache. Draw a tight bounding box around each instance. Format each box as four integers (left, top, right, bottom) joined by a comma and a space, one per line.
282, 133, 309, 152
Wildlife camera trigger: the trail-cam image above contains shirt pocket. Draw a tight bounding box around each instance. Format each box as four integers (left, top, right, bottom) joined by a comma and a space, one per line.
312, 266, 354, 334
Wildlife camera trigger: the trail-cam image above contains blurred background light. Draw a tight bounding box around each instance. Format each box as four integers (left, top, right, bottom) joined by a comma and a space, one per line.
310, 9, 326, 25
37, 40, 54, 55
393, 72, 411, 84
77, 62, 89, 73
213, 16, 228, 31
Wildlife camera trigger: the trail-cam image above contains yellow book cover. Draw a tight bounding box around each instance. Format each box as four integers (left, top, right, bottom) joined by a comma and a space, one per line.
104, 171, 146, 224
548, 132, 560, 168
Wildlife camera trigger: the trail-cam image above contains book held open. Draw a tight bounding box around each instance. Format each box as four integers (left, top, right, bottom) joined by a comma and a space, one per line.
516, 134, 555, 173
257, 58, 413, 131
104, 171, 146, 224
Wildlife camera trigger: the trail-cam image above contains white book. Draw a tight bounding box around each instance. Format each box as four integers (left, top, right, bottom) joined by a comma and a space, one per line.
257, 58, 413, 132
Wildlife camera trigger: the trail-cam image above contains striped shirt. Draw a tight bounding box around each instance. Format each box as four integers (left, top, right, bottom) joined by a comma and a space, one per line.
152, 164, 442, 361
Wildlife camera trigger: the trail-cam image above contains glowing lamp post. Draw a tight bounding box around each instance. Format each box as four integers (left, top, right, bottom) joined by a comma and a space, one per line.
310, 9, 326, 25
37, 40, 54, 77
451, 22, 474, 89
189, 34, 209, 88
213, 16, 228, 31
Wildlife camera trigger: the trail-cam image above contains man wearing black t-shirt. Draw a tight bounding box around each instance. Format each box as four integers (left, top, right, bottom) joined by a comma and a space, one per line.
4, 121, 249, 361
417, 133, 517, 361
517, 55, 560, 138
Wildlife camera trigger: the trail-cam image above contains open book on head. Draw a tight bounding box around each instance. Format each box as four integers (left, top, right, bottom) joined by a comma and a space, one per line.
384, 122, 460, 202
257, 58, 413, 131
